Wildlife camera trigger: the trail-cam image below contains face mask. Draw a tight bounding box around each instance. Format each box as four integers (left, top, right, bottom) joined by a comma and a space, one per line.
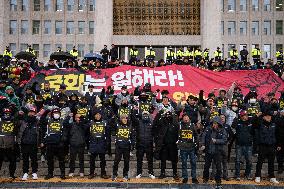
249, 99, 256, 104
3, 113, 11, 120
53, 113, 60, 119
232, 106, 238, 112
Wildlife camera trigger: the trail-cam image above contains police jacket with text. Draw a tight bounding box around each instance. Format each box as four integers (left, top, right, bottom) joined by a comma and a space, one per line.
202, 126, 227, 154
0, 119, 17, 148
115, 122, 134, 149
176, 121, 198, 151
88, 120, 111, 154
18, 117, 39, 145
232, 118, 254, 146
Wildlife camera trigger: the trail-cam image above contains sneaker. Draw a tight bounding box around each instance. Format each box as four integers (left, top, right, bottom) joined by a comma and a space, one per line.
22, 173, 29, 181
80, 173, 84, 178
68, 173, 74, 177
41, 155, 45, 162
136, 174, 142, 179
123, 176, 129, 181
32, 173, 38, 180
149, 174, 155, 179
182, 178, 188, 183
235, 177, 241, 181
255, 177, 261, 183
44, 174, 54, 180
88, 174, 94, 179
192, 178, 199, 184
112, 175, 117, 181
270, 178, 279, 184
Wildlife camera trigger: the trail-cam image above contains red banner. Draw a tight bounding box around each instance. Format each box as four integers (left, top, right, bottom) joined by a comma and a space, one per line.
35, 65, 284, 101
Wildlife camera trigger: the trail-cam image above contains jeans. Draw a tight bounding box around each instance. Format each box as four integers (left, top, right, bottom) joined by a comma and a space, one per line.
235, 145, 252, 178
180, 149, 197, 179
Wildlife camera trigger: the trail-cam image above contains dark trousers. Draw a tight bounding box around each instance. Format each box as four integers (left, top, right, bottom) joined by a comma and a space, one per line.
160, 147, 177, 176
136, 145, 154, 175
203, 152, 222, 184
211, 149, 228, 179
46, 144, 65, 176
255, 145, 276, 178
90, 153, 106, 175
0, 148, 16, 176
277, 144, 284, 170
69, 145, 85, 173
113, 146, 130, 177
21, 144, 38, 174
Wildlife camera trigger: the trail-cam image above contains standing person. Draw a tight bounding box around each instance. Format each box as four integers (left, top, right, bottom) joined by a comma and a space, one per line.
203, 48, 210, 62
135, 111, 155, 179
177, 114, 199, 184
229, 46, 239, 69
251, 45, 262, 69
109, 44, 118, 62
154, 111, 179, 181
276, 110, 284, 174
26, 45, 36, 56
176, 47, 184, 65
201, 116, 227, 187
0, 108, 17, 179
254, 111, 280, 184
194, 47, 202, 66
100, 45, 109, 63
240, 46, 248, 63
40, 108, 68, 180
18, 107, 39, 180
214, 47, 223, 62
232, 110, 253, 181
129, 46, 139, 65
112, 114, 135, 181
69, 46, 78, 59
166, 46, 176, 65
88, 110, 111, 179
68, 114, 88, 178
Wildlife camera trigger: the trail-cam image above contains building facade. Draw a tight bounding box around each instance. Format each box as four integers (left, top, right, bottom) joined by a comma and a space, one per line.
0, 0, 283, 62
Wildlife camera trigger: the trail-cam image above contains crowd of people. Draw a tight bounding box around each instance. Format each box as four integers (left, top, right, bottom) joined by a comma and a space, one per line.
0, 44, 284, 189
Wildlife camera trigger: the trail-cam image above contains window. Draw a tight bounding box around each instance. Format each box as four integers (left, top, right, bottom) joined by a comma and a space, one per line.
9, 43, 16, 56
66, 44, 73, 52
89, 44, 94, 53
228, 21, 236, 35
78, 21, 85, 34
21, 20, 29, 34
252, 0, 259, 11
43, 44, 51, 57
32, 44, 39, 57
89, 0, 95, 11
79, 0, 85, 11
10, 0, 17, 11
221, 21, 224, 35
67, 21, 74, 34
263, 21, 271, 35
240, 21, 247, 35
228, 44, 236, 57
276, 20, 283, 34
264, 0, 270, 11
44, 20, 51, 34
20, 44, 28, 52
67, 0, 74, 11
228, 0, 236, 11
263, 44, 271, 58
276, 44, 283, 51
252, 21, 259, 35
56, 0, 64, 11
32, 20, 40, 34
89, 21, 94, 34
55, 21, 63, 34
9, 20, 17, 35
276, 0, 283, 11
78, 44, 85, 57
22, 0, 29, 11
34, 0, 40, 11
44, 0, 51, 11
240, 0, 247, 11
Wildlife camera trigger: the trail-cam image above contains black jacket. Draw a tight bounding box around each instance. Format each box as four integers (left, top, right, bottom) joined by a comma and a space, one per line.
275, 114, 284, 146
135, 118, 154, 148
67, 119, 88, 147
253, 117, 276, 145
232, 118, 254, 146
18, 117, 39, 145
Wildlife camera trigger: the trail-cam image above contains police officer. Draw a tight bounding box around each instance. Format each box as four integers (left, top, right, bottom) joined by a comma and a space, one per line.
229, 46, 239, 69
254, 111, 280, 184
203, 48, 210, 62
201, 116, 227, 187
0, 108, 17, 179
135, 111, 155, 179
251, 45, 261, 68
56, 46, 62, 52
214, 47, 223, 62
69, 46, 78, 59
176, 47, 184, 64
129, 46, 139, 65
177, 114, 199, 184
18, 107, 39, 180
194, 47, 202, 66
88, 110, 111, 179
3, 46, 12, 59
276, 48, 283, 65
166, 46, 176, 64
112, 114, 134, 181
26, 45, 36, 56
67, 114, 88, 178
183, 47, 194, 65
40, 108, 67, 180
145, 46, 156, 66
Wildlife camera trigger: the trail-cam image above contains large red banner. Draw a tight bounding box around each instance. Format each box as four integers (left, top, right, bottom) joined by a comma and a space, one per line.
34, 65, 284, 101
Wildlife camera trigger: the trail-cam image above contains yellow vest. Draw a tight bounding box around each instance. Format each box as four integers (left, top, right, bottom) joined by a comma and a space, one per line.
214, 50, 222, 58
26, 48, 35, 56
229, 50, 238, 57
166, 50, 175, 57
251, 48, 261, 56
146, 50, 155, 57
130, 49, 138, 56
194, 50, 202, 57
183, 50, 193, 57
70, 50, 78, 57
177, 50, 183, 57
3, 50, 12, 58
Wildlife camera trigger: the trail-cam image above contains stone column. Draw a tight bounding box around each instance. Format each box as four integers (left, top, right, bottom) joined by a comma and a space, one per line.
0, 0, 4, 52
